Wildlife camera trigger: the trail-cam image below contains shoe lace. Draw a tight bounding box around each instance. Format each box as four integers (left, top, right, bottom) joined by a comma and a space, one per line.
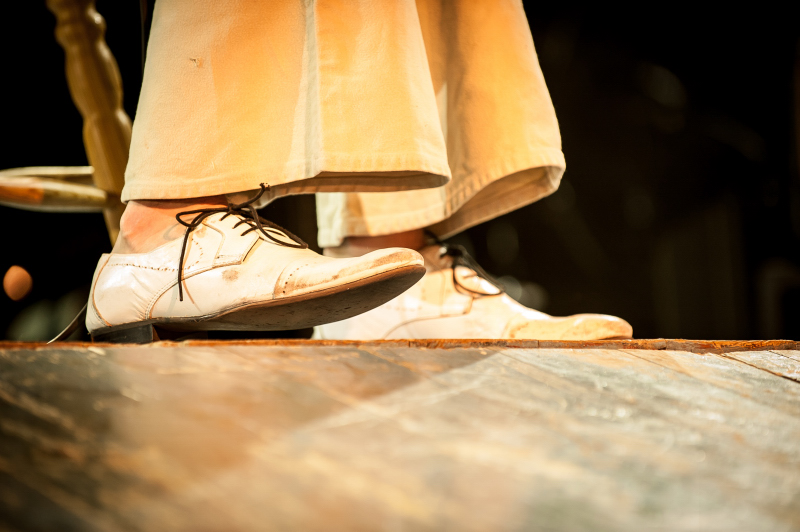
174, 184, 308, 301
426, 232, 504, 297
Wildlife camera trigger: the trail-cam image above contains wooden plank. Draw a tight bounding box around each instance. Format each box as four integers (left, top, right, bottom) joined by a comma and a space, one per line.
408, 339, 538, 349
159, 339, 800, 353
0, 344, 430, 531
621, 349, 800, 416
331, 346, 800, 530
664, 339, 798, 353
721, 350, 800, 382
489, 348, 800, 530
0, 165, 94, 183
46, 0, 130, 243
1, 339, 798, 352
0, 175, 109, 212
537, 339, 667, 350
1, 345, 799, 531
774, 349, 800, 363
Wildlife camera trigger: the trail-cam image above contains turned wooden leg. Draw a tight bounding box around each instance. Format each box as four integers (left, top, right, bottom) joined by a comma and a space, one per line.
46, 0, 131, 244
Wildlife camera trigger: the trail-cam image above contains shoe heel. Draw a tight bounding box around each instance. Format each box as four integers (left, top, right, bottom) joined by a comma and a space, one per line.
92, 323, 155, 344
92, 324, 209, 344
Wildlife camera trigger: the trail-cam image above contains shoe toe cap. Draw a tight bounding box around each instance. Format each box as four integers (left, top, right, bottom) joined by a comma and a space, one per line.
275, 247, 424, 298
505, 312, 633, 340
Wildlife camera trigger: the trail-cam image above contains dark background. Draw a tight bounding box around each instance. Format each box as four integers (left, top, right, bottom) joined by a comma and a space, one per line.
2, 2, 799, 340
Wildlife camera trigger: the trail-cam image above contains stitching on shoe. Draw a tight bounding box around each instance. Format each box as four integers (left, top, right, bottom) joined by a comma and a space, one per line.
91, 258, 112, 327
147, 278, 176, 318
210, 219, 247, 264
89, 297, 110, 327
108, 236, 205, 272
185, 238, 204, 272
107, 263, 179, 272
107, 254, 202, 271
206, 217, 229, 261
213, 229, 259, 267
142, 236, 205, 317
146, 265, 214, 318
281, 263, 308, 295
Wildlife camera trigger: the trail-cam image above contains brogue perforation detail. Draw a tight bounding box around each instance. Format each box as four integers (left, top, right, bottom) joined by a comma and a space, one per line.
281, 263, 309, 295
175, 184, 307, 301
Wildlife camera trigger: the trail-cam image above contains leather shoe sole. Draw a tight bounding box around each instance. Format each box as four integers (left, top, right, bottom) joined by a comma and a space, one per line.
91, 263, 425, 343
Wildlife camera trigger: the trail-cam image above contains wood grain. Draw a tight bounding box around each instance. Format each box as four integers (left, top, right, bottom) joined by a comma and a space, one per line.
1, 343, 799, 531
774, 349, 800, 363
0, 175, 108, 212
720, 350, 800, 383
1, 339, 796, 352
664, 339, 798, 353
46, 0, 130, 243
622, 348, 800, 416
0, 166, 94, 185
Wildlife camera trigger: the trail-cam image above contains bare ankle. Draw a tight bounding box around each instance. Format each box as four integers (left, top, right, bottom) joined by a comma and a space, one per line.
113, 196, 227, 254
324, 229, 426, 257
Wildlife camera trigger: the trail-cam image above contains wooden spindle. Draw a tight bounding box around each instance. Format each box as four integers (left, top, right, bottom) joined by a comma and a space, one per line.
46, 0, 130, 244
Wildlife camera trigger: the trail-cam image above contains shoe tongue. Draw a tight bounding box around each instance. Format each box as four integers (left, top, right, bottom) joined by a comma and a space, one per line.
418, 244, 502, 295
208, 212, 297, 246
418, 244, 453, 272
453, 267, 503, 295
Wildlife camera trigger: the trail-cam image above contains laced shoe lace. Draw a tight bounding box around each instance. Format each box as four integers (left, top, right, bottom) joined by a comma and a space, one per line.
425, 231, 504, 298
175, 184, 308, 301
49, 184, 307, 342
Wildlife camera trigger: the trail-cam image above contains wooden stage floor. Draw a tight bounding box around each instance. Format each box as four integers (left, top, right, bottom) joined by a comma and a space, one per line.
1, 339, 799, 531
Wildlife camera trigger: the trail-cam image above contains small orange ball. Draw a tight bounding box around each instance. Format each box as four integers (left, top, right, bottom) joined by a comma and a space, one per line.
3, 265, 33, 301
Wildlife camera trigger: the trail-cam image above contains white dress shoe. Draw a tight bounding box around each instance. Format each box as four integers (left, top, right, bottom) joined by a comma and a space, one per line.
313, 244, 633, 340
87, 188, 425, 343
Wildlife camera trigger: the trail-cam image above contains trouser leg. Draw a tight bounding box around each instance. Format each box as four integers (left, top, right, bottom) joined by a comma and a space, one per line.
316, 0, 565, 248
122, 0, 452, 204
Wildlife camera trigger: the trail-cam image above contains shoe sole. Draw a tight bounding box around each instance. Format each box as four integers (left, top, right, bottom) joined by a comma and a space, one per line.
91, 264, 426, 344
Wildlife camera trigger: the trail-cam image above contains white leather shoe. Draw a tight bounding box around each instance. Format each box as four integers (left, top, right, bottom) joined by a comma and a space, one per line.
87, 192, 425, 343
313, 244, 632, 340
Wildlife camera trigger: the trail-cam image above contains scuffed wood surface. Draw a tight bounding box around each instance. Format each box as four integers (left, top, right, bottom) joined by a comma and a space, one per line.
622, 349, 800, 416
664, 339, 798, 353
1, 338, 797, 353
0, 344, 799, 531
774, 349, 800, 363
721, 350, 800, 383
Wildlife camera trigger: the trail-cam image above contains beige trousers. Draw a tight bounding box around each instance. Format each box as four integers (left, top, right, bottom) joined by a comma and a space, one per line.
123, 0, 565, 247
